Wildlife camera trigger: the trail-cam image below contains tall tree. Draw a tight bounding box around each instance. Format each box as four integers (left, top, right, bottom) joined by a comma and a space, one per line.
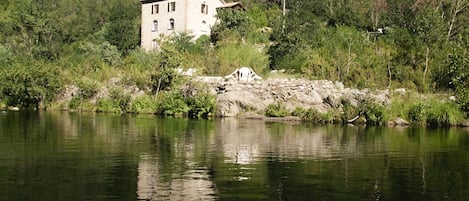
105, 0, 140, 55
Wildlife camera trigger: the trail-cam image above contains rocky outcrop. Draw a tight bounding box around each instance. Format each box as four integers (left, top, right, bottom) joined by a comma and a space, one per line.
199, 77, 391, 117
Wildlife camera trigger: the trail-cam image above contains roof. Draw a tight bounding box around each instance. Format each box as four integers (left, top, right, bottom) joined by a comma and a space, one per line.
217, 2, 242, 8
140, 0, 164, 4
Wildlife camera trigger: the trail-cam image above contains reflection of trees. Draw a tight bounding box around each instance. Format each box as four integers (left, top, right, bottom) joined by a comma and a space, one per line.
211, 119, 469, 201
2, 112, 469, 201
0, 111, 149, 200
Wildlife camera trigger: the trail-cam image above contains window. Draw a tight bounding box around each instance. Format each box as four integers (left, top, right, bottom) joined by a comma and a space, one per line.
169, 19, 174, 30
151, 4, 159, 14
152, 40, 158, 50
201, 3, 208, 14
201, 21, 207, 32
168, 2, 176, 12
152, 20, 158, 31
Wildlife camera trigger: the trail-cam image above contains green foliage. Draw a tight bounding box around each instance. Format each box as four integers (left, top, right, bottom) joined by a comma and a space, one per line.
105, 0, 140, 55
109, 87, 131, 113
130, 94, 157, 114
408, 102, 427, 125
360, 101, 389, 125
151, 40, 183, 93
215, 40, 269, 76
76, 78, 99, 99
293, 107, 322, 123
186, 92, 216, 118
340, 98, 359, 122
456, 89, 469, 118
156, 91, 189, 117
96, 98, 122, 113
265, 101, 289, 117
435, 46, 469, 90
426, 101, 464, 127
75, 40, 122, 68
68, 97, 94, 112
211, 9, 252, 42
0, 62, 63, 108
0, 44, 14, 67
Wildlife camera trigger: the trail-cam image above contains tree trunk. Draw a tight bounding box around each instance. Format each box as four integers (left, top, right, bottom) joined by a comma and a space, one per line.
447, 0, 469, 42
423, 46, 430, 83
155, 77, 162, 99
346, 43, 352, 75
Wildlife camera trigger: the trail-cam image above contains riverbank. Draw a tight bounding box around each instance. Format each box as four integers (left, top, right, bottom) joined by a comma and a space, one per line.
2, 76, 467, 127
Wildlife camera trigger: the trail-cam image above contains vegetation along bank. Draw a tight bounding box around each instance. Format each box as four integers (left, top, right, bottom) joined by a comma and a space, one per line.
0, 0, 468, 127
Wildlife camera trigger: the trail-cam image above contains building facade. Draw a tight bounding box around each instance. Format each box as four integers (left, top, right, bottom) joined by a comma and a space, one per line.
141, 0, 239, 51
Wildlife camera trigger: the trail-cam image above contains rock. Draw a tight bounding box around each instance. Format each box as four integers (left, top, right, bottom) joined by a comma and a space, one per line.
108, 77, 121, 86
196, 77, 392, 118
393, 118, 410, 126
335, 81, 344, 90
351, 116, 367, 124
395, 88, 406, 95
461, 120, 469, 127
7, 106, 19, 111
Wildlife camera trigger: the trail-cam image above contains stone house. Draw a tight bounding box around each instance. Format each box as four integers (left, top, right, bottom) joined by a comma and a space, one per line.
140, 0, 241, 51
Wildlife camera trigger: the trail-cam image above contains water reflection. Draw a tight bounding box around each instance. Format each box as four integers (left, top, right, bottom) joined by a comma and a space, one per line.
1, 112, 469, 201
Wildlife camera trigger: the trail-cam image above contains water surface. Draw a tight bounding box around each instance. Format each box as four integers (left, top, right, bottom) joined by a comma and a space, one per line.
1, 111, 468, 201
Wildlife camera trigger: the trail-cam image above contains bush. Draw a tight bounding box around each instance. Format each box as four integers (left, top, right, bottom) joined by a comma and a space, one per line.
109, 87, 131, 113
96, 98, 122, 113
214, 40, 269, 76
456, 89, 469, 118
68, 97, 95, 112
265, 101, 289, 117
0, 63, 63, 109
186, 92, 216, 118
340, 98, 360, 122
130, 94, 157, 114
292, 107, 319, 122
156, 91, 189, 116
361, 101, 389, 125
426, 101, 464, 127
77, 78, 100, 99
408, 102, 427, 125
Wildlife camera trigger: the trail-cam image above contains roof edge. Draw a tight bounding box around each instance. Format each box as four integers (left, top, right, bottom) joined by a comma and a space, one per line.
140, 0, 165, 4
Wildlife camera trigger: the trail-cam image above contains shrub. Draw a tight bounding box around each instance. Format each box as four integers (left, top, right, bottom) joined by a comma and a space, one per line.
77, 78, 100, 99
109, 87, 131, 113
265, 101, 289, 117
156, 91, 189, 116
130, 94, 157, 114
96, 98, 122, 113
456, 89, 469, 118
340, 98, 360, 122
361, 101, 389, 125
0, 63, 63, 109
408, 102, 427, 125
426, 101, 464, 127
301, 108, 322, 123
214, 40, 269, 76
186, 92, 216, 118
68, 97, 95, 112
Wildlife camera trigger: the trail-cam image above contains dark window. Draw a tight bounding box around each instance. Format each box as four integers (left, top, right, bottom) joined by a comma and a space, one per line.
201, 4, 208, 14
168, 2, 175, 12
152, 20, 158, 31
152, 4, 159, 14
169, 19, 174, 30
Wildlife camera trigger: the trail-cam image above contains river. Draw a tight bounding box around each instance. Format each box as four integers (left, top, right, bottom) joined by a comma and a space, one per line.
1, 111, 468, 201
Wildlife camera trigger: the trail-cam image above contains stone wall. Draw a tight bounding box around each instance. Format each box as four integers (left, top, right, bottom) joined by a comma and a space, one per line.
198, 77, 390, 117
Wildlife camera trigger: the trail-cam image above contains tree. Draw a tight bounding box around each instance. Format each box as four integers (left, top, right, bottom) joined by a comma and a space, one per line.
446, 0, 469, 41
105, 0, 140, 55
0, 62, 63, 108
151, 39, 183, 97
